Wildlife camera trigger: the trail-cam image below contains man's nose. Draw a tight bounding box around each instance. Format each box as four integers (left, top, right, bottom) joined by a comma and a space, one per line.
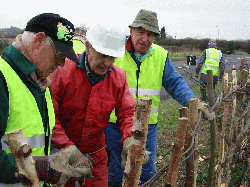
103, 59, 114, 67
141, 33, 148, 41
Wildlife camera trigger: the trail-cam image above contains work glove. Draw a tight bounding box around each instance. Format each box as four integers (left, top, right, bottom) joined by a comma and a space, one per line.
197, 100, 215, 121
50, 145, 93, 180
121, 137, 149, 169
17, 156, 68, 186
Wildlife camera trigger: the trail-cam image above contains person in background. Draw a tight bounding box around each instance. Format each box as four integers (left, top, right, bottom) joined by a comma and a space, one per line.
49, 22, 135, 186
105, 9, 197, 186
0, 13, 88, 186
195, 39, 226, 102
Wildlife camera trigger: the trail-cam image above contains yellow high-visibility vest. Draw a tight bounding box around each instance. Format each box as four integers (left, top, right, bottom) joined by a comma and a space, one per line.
201, 48, 222, 76
73, 39, 86, 54
0, 57, 55, 156
110, 43, 168, 124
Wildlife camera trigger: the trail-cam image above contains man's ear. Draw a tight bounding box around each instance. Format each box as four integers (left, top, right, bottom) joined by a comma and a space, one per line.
130, 28, 133, 35
33, 32, 47, 48
85, 41, 90, 55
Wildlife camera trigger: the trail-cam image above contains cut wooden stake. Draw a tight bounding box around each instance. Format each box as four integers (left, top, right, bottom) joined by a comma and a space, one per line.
184, 98, 199, 187
216, 73, 229, 186
122, 97, 152, 187
206, 70, 217, 187
230, 69, 237, 141
7, 129, 40, 187
165, 117, 188, 187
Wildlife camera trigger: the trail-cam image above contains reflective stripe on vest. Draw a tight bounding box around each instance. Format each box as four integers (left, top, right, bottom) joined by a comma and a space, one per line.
201, 48, 221, 76
1, 134, 52, 151
0, 57, 55, 156
129, 88, 161, 96
204, 64, 219, 69
110, 43, 168, 124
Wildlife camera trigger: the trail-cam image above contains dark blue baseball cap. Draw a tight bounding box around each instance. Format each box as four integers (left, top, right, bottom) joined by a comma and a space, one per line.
25, 13, 79, 64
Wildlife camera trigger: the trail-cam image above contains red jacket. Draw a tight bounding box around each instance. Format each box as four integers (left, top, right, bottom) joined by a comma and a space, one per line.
50, 56, 135, 153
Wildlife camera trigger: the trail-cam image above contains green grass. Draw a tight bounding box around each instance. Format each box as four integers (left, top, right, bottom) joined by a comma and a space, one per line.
169, 53, 201, 61
157, 86, 201, 132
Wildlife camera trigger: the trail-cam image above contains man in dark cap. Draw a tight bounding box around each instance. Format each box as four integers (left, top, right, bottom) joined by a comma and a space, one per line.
105, 9, 198, 186
0, 13, 92, 186
195, 39, 226, 101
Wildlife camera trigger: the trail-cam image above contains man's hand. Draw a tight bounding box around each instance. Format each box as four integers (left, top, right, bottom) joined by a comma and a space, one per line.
50, 145, 93, 179
18, 156, 67, 186
195, 74, 199, 79
121, 137, 149, 169
197, 100, 215, 121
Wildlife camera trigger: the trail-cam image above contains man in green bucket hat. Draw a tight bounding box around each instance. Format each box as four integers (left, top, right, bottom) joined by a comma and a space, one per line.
105, 9, 198, 186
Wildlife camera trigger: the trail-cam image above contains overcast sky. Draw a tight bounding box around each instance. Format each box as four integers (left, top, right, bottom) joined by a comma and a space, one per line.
1, 0, 249, 41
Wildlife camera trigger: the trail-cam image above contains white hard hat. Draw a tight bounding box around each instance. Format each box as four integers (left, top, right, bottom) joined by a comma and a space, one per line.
86, 22, 126, 57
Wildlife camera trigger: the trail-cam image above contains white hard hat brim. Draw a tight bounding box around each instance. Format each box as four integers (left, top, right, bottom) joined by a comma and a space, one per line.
90, 39, 125, 57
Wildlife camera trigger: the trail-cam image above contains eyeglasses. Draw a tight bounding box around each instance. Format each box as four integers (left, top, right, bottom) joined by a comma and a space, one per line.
48, 38, 66, 63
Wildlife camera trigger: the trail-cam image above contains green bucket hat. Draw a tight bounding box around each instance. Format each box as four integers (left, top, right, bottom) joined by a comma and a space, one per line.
129, 9, 160, 36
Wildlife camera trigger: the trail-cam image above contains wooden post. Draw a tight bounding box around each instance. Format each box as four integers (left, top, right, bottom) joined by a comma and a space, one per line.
230, 68, 237, 141
206, 70, 217, 187
165, 117, 188, 187
236, 60, 247, 133
122, 97, 152, 187
7, 129, 40, 187
216, 73, 229, 186
184, 98, 199, 187
239, 69, 249, 130
239, 59, 245, 87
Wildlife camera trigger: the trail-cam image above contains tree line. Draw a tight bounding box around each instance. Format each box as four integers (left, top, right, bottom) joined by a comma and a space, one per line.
155, 26, 250, 54
0, 27, 23, 38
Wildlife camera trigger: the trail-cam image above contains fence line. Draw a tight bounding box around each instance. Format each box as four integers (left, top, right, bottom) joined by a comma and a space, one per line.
142, 58, 250, 187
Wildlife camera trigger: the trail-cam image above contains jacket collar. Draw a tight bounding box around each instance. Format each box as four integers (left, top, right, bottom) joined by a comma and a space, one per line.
125, 36, 134, 52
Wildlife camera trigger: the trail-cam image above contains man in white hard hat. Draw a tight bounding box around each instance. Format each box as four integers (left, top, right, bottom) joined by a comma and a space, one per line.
49, 22, 135, 186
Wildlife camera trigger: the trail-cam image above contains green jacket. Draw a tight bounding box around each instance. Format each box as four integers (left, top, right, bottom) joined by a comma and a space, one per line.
0, 45, 53, 184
